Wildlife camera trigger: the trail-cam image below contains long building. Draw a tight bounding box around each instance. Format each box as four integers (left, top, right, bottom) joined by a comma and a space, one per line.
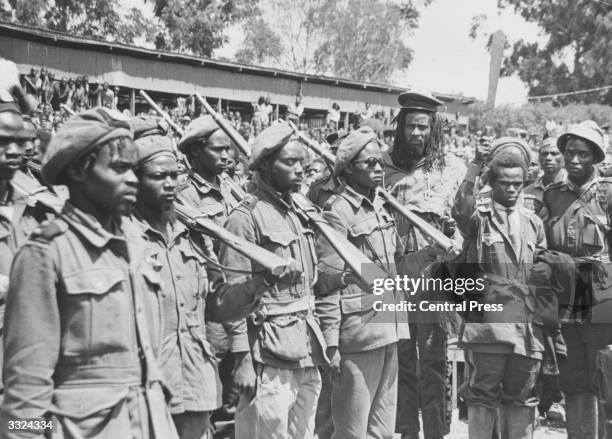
0, 21, 475, 127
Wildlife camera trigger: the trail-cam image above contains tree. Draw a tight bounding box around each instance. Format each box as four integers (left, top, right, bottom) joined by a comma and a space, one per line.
151, 0, 258, 57
4, 0, 156, 45
235, 0, 432, 83
497, 0, 612, 105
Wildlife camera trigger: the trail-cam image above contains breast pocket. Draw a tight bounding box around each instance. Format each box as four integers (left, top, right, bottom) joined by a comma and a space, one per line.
61, 267, 131, 356
581, 213, 606, 254
261, 229, 299, 260
179, 246, 208, 306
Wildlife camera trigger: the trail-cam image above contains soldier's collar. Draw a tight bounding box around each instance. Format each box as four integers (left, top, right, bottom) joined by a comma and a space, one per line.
190, 172, 222, 195
256, 179, 293, 211
61, 202, 125, 248
341, 183, 377, 209
131, 209, 188, 246
565, 173, 598, 194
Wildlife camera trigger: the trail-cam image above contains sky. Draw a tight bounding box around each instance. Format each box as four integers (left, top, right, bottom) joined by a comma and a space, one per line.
124, 0, 544, 105
399, 0, 543, 105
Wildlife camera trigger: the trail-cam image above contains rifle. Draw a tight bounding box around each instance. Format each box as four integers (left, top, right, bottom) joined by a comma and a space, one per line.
198, 99, 390, 288
287, 121, 461, 256
138, 91, 290, 276
60, 104, 76, 116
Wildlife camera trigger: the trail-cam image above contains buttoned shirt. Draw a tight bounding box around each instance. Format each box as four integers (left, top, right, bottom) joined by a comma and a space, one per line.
0, 203, 178, 438
220, 180, 338, 369
178, 173, 238, 228
316, 184, 410, 353
133, 214, 266, 413
542, 175, 612, 321
456, 196, 547, 359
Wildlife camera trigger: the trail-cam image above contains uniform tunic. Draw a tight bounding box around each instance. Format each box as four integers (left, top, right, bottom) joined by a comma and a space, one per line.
315, 184, 410, 439
0, 203, 179, 439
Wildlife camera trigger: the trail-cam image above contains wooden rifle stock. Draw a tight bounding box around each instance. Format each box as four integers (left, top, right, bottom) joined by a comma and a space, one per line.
288, 122, 461, 255
291, 192, 388, 288
175, 201, 288, 276
193, 98, 390, 288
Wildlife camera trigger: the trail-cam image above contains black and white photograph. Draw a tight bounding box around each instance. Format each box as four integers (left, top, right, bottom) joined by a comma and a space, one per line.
0, 0, 611, 438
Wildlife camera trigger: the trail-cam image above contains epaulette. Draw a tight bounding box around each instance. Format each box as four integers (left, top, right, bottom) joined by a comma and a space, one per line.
29, 218, 68, 242
236, 194, 259, 213
543, 180, 565, 193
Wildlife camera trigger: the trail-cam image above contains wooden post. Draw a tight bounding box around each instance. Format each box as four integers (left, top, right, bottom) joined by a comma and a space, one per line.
344, 111, 349, 129
217, 98, 222, 112
275, 104, 279, 122
130, 88, 135, 115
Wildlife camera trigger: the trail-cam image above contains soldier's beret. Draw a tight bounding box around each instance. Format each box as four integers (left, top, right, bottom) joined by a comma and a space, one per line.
42, 107, 132, 185
557, 120, 606, 163
490, 137, 531, 168
397, 90, 442, 113
130, 115, 175, 166
249, 120, 295, 171
178, 115, 221, 153
0, 104, 24, 138
538, 137, 558, 150
334, 126, 378, 176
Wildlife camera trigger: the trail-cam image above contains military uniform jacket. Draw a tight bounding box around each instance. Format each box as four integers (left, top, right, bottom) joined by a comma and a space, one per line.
455, 199, 546, 359
316, 185, 410, 354
133, 215, 266, 413
0, 203, 178, 439
177, 172, 247, 353
523, 169, 567, 216
220, 181, 339, 369
542, 176, 612, 322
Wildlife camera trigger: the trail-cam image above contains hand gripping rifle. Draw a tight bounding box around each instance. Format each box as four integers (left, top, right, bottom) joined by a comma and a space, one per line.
139, 90, 289, 276
286, 121, 462, 256
196, 95, 389, 288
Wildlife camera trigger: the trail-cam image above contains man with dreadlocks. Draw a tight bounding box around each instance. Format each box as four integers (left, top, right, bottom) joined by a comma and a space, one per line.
384, 91, 466, 439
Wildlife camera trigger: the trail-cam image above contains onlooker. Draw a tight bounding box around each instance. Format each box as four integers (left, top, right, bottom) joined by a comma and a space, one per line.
286, 93, 304, 124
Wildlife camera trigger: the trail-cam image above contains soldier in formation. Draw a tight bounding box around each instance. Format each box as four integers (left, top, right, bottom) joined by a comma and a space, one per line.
1, 76, 612, 439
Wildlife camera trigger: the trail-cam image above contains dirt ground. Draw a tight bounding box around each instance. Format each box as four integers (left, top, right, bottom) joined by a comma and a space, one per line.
392, 410, 567, 439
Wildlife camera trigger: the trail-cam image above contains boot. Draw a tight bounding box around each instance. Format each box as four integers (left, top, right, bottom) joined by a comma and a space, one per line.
468, 405, 496, 439
501, 405, 535, 439
565, 393, 597, 439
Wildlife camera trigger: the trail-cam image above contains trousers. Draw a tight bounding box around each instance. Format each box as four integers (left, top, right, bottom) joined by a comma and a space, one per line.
396, 322, 451, 437
235, 365, 321, 439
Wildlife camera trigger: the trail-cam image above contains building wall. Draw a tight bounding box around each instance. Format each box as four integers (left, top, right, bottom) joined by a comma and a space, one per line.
0, 35, 400, 113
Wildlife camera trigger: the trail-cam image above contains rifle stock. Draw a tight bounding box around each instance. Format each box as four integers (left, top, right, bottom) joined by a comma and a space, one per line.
288, 122, 461, 255
175, 202, 288, 276
194, 97, 390, 288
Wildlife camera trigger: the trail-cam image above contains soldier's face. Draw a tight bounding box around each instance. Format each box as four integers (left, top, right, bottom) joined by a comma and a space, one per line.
78, 138, 139, 215
136, 154, 178, 214
564, 138, 595, 182
539, 144, 563, 175
491, 167, 524, 207
0, 112, 26, 181
403, 112, 431, 156
268, 141, 306, 193
192, 130, 230, 176
346, 142, 384, 191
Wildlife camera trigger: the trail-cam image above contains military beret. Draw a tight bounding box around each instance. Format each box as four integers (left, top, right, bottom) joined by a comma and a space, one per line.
397, 90, 442, 113
178, 115, 221, 153
0, 105, 24, 138
558, 120, 606, 163
130, 115, 175, 165
334, 126, 378, 176
249, 120, 295, 171
42, 107, 132, 185
490, 137, 531, 168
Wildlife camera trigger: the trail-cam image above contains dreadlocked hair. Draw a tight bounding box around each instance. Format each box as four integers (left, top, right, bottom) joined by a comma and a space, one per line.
391, 109, 447, 172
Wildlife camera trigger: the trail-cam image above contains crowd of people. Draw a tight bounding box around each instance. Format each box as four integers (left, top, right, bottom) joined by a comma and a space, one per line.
3, 57, 612, 439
